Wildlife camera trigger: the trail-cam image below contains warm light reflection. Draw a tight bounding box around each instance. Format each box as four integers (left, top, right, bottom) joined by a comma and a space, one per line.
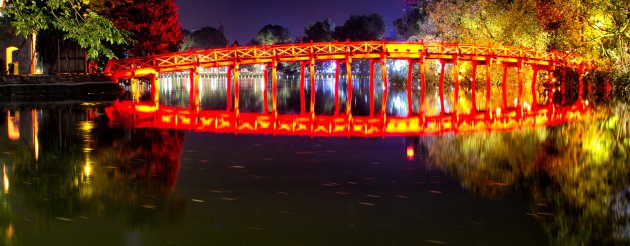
32, 109, 39, 161
84, 163, 92, 178
406, 146, 415, 160
7, 111, 19, 140
2, 163, 8, 194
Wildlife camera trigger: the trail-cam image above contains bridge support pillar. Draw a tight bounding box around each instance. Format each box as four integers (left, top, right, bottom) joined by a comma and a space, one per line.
300, 62, 306, 114
561, 69, 566, 105
381, 55, 388, 117
438, 60, 445, 115
234, 63, 240, 114
346, 56, 353, 116
152, 73, 160, 105
335, 60, 340, 116
453, 58, 459, 114
369, 59, 375, 117
227, 67, 232, 112
264, 64, 269, 114
471, 62, 477, 112
548, 69, 555, 107
578, 66, 584, 103
485, 58, 492, 116
517, 60, 523, 111
272, 60, 278, 114
407, 59, 413, 116
532, 68, 539, 110
190, 69, 199, 110
309, 57, 315, 115
420, 58, 426, 115
501, 64, 508, 109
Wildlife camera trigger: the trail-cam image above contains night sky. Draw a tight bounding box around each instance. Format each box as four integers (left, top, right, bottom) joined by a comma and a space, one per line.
176, 0, 405, 44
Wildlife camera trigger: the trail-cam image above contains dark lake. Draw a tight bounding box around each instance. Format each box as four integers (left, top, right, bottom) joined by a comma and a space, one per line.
0, 68, 629, 245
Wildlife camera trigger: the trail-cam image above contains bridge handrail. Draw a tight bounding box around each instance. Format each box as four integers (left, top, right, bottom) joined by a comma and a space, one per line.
105, 41, 592, 77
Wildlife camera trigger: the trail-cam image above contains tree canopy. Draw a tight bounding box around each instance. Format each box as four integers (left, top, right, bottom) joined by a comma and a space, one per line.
413, 0, 630, 71
105, 0, 183, 57
302, 19, 335, 42
181, 26, 228, 51
256, 24, 292, 45
332, 13, 385, 41
0, 0, 128, 59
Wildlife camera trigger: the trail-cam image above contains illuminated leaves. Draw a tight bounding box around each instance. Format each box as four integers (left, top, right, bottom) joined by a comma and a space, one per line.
107, 0, 183, 56
1, 0, 127, 59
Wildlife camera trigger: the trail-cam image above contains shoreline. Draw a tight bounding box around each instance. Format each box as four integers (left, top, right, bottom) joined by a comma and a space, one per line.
0, 74, 123, 101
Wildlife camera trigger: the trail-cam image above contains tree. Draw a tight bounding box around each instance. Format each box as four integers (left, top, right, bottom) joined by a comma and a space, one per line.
0, 0, 128, 59
332, 14, 385, 41
393, 1, 428, 40
189, 26, 228, 49
106, 0, 183, 56
302, 19, 335, 42
256, 24, 292, 45
422, 0, 549, 49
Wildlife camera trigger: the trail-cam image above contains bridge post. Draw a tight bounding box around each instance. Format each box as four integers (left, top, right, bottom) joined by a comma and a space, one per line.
407, 59, 413, 116
334, 60, 340, 115
381, 55, 388, 117
587, 71, 592, 103
548, 68, 555, 107
501, 63, 508, 109
369, 59, 375, 117
531, 67, 539, 110
309, 56, 315, 115
190, 69, 199, 110
578, 65, 584, 103
561, 69, 566, 105
485, 58, 492, 116
264, 64, 269, 114
272, 60, 278, 114
152, 73, 160, 105
471, 62, 477, 112
346, 55, 353, 116
234, 63, 240, 114
420, 57, 426, 115
438, 60, 445, 115
453, 57, 459, 114
300, 62, 306, 114
517, 60, 523, 110
227, 67, 232, 112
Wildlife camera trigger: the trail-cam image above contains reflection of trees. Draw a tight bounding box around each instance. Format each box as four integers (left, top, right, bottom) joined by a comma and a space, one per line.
4, 107, 186, 229
423, 102, 630, 245
92, 127, 186, 227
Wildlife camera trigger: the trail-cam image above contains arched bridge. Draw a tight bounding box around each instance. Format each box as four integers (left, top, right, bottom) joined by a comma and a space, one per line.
104, 41, 599, 137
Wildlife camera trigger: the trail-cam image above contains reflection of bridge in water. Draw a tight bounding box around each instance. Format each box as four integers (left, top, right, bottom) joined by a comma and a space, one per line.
106, 100, 587, 137
104, 41, 598, 136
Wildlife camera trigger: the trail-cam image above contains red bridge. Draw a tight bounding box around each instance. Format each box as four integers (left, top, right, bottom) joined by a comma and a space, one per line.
104, 41, 595, 137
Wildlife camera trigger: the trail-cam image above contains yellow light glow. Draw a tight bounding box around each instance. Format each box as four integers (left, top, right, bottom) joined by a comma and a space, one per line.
5, 47, 18, 73
4, 223, 13, 243
7, 111, 19, 140
495, 107, 502, 116
32, 109, 39, 161
406, 146, 415, 160
84, 163, 91, 177
79, 121, 95, 132
3, 164, 8, 194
